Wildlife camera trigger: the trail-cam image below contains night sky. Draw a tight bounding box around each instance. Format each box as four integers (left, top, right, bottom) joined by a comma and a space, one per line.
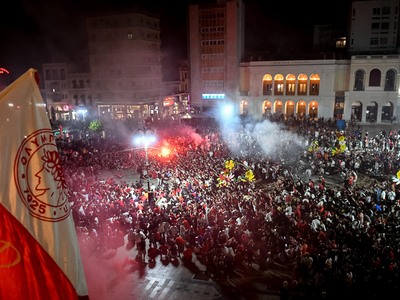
0, 0, 352, 80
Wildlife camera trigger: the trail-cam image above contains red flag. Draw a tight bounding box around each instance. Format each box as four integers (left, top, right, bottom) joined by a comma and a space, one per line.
0, 205, 77, 299
0, 69, 89, 299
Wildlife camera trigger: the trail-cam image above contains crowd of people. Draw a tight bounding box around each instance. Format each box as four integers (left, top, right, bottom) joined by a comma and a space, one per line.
58, 116, 400, 299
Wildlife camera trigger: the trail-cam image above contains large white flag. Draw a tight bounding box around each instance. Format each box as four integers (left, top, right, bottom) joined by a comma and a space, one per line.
0, 69, 89, 299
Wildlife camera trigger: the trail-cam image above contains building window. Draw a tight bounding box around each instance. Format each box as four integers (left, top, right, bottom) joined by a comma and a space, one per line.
370, 38, 379, 45
274, 74, 284, 95
263, 82, 272, 95
287, 83, 296, 95
286, 74, 296, 96
45, 69, 51, 80
309, 74, 320, 96
262, 74, 273, 95
385, 69, 396, 91
382, 6, 391, 15
373, 7, 381, 16
371, 23, 380, 30
380, 37, 388, 45
369, 68, 381, 87
336, 38, 346, 48
263, 100, 272, 115
298, 83, 307, 94
334, 91, 345, 119
297, 74, 308, 95
381, 22, 390, 33
354, 69, 365, 91
52, 69, 59, 80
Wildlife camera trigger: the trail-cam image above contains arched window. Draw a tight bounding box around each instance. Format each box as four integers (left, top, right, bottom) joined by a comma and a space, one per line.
274, 74, 284, 95
286, 100, 295, 117
286, 74, 296, 96
354, 69, 365, 91
369, 68, 381, 86
297, 74, 308, 95
263, 100, 272, 117
240, 100, 248, 115
384, 69, 396, 91
297, 101, 307, 117
274, 100, 283, 114
262, 74, 273, 95
309, 74, 320, 96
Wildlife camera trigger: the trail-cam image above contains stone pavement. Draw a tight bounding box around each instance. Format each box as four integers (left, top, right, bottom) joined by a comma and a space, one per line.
82, 233, 286, 300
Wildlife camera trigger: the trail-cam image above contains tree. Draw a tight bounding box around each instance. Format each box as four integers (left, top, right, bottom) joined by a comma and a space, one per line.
88, 119, 103, 133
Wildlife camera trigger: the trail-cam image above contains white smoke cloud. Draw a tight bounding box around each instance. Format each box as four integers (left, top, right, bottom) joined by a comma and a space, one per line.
217, 113, 306, 161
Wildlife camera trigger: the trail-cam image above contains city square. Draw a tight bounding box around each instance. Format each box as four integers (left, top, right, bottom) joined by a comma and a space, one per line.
2, 1, 400, 299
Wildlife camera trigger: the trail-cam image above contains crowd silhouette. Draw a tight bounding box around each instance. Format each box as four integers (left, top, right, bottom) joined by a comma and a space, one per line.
59, 116, 400, 299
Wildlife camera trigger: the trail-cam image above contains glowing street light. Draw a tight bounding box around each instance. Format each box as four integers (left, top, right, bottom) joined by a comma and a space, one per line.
221, 102, 235, 119
133, 128, 156, 191
77, 108, 87, 121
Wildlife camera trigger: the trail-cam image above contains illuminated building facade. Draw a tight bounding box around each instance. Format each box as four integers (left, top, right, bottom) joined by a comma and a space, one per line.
236, 0, 400, 123
39, 0, 400, 124
188, 0, 245, 112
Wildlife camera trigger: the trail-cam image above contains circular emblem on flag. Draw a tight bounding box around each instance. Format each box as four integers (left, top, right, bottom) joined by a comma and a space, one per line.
14, 128, 71, 222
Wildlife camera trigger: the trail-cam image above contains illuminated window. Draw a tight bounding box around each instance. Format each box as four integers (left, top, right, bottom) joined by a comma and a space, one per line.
336, 38, 346, 48
309, 74, 320, 96
262, 74, 273, 96
275, 100, 283, 114
298, 84, 307, 94
286, 101, 295, 117
286, 74, 296, 96
297, 74, 308, 95
263, 100, 272, 115
274, 74, 284, 95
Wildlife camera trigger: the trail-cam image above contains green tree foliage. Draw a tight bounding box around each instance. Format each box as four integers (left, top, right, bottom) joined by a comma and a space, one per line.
88, 119, 103, 133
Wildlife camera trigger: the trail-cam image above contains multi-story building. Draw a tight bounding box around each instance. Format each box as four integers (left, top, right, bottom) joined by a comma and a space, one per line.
86, 13, 162, 120
68, 71, 92, 120
349, 0, 400, 54
239, 59, 351, 121
40, 0, 400, 125
188, 0, 245, 112
42, 63, 71, 122
235, 0, 400, 123
161, 64, 191, 117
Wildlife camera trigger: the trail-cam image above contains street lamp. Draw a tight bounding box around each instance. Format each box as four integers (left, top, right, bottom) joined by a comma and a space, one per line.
77, 107, 87, 121
133, 127, 156, 191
